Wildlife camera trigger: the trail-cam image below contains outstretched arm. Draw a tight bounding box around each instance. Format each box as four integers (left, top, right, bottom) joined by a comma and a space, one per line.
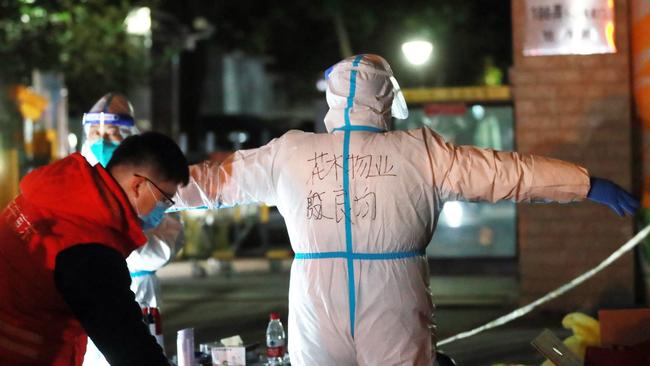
172, 139, 281, 211
424, 127, 590, 203
422, 127, 638, 216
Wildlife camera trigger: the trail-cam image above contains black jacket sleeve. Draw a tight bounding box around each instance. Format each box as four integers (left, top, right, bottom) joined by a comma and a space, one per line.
54, 244, 169, 366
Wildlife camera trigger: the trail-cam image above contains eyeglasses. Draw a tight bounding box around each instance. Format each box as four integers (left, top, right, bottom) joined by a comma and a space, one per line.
134, 174, 176, 207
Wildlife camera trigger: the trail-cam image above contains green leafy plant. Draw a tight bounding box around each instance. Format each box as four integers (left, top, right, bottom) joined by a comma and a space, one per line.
0, 0, 155, 115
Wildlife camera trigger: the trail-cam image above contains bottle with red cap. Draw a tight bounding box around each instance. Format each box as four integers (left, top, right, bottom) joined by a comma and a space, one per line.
265, 312, 286, 365
142, 307, 164, 349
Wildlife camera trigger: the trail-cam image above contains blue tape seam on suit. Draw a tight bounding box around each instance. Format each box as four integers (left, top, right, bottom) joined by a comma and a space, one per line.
341, 55, 363, 338
294, 249, 425, 260
330, 56, 423, 338
130, 270, 156, 278
332, 125, 386, 133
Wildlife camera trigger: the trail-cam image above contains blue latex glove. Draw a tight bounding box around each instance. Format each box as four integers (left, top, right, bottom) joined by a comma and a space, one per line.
587, 177, 640, 216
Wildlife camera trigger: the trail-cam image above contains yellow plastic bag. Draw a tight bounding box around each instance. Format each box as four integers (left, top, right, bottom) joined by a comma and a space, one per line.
541, 312, 601, 365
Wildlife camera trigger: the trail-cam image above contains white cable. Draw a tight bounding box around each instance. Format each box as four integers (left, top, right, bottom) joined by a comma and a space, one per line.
438, 223, 650, 347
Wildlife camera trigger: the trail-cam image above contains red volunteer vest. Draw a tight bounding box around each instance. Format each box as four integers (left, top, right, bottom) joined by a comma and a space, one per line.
0, 154, 146, 365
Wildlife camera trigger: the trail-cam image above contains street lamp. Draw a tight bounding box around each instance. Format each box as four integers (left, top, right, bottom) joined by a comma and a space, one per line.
125, 7, 151, 36
401, 40, 433, 66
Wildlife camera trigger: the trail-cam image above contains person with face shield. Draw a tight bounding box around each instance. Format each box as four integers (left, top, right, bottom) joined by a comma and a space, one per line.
0, 132, 188, 366
173, 54, 638, 365
79, 93, 185, 366
80, 93, 140, 167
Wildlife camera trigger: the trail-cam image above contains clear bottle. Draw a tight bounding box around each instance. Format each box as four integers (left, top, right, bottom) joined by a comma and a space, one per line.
265, 312, 286, 365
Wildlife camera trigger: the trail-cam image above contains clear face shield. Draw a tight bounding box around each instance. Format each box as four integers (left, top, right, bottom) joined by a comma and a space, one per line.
389, 76, 409, 120
81, 112, 139, 166
82, 112, 138, 142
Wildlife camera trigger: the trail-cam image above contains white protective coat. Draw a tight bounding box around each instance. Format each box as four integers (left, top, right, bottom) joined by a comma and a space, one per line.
174, 54, 590, 365
80, 143, 184, 366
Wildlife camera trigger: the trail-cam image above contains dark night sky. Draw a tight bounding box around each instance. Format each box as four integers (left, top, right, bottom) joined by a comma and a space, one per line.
154, 0, 513, 151
164, 0, 512, 98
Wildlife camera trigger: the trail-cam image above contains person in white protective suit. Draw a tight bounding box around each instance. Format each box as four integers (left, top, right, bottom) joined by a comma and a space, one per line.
80, 93, 184, 366
173, 54, 638, 365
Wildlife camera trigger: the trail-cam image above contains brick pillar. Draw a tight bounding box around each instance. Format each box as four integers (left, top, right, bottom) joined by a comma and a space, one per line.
631, 0, 650, 302
512, 0, 636, 310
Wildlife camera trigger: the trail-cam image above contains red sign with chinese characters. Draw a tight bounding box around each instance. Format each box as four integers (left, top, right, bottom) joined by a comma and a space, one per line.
423, 103, 467, 116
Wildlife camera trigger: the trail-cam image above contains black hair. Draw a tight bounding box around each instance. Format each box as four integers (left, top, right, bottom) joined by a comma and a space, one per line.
106, 132, 189, 186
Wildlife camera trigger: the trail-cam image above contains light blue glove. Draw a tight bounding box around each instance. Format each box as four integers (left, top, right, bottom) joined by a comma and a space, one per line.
587, 177, 640, 216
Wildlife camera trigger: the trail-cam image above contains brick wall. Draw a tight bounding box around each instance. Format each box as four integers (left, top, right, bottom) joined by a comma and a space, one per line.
512, 0, 636, 310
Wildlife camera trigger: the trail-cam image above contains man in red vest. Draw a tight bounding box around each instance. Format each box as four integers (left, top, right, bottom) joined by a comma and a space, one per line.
0, 132, 188, 366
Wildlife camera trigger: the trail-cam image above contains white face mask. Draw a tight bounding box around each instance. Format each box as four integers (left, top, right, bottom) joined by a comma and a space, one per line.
80, 141, 100, 166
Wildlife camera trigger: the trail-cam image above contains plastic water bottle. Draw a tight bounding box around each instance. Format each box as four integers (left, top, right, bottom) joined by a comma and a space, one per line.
266, 312, 286, 365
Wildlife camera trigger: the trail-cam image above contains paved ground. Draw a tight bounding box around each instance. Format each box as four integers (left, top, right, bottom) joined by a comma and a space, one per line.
159, 265, 572, 365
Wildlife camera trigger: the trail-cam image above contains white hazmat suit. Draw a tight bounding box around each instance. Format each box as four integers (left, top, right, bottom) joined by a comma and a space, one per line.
174, 54, 590, 365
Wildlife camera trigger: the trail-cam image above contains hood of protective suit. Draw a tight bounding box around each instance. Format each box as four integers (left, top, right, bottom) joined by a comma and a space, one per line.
324, 54, 407, 133
19, 153, 146, 251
